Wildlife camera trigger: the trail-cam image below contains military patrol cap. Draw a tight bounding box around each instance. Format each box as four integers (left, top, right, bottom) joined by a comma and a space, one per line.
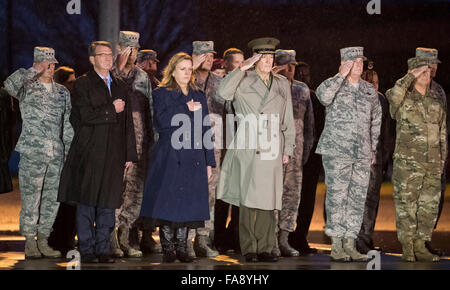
33, 47, 58, 64
118, 31, 140, 48
407, 57, 430, 70
248, 37, 280, 54
137, 49, 160, 63
192, 41, 217, 55
415, 47, 441, 64
340, 46, 367, 61
275, 49, 297, 65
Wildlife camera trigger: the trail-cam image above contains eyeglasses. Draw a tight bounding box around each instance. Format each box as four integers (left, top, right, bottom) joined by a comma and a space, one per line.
95, 53, 114, 58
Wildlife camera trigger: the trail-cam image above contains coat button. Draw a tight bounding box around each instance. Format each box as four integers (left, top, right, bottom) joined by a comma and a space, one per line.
177, 161, 181, 166
196, 162, 200, 166
256, 151, 260, 155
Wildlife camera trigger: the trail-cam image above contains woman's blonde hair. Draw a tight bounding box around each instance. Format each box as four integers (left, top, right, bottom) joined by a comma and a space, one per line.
159, 52, 196, 91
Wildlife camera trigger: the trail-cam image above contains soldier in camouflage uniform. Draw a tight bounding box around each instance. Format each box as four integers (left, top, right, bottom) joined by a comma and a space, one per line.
3, 47, 73, 259
316, 47, 381, 262
186, 41, 223, 258
415, 48, 447, 256
386, 57, 446, 262
137, 49, 160, 90
109, 31, 155, 258
356, 66, 395, 254
271, 50, 314, 257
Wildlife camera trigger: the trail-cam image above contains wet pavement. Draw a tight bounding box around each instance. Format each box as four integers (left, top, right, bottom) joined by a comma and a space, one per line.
1, 181, 449, 270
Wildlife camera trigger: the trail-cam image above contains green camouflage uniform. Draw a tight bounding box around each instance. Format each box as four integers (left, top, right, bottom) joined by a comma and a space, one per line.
111, 65, 153, 229
193, 71, 223, 237
316, 74, 381, 239
276, 80, 314, 232
386, 73, 446, 244
4, 67, 73, 237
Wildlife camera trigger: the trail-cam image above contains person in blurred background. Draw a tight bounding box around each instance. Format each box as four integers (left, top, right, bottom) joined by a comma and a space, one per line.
289, 61, 323, 255
109, 31, 154, 259
213, 47, 245, 255
188, 41, 223, 258
356, 61, 395, 254
137, 49, 160, 90
0, 87, 14, 194
272, 49, 314, 258
48, 66, 78, 256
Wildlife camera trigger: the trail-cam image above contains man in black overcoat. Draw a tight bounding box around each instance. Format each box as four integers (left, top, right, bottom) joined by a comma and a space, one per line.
58, 41, 137, 263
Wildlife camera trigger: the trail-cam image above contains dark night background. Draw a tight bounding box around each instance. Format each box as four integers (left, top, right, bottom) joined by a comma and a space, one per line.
0, 0, 449, 94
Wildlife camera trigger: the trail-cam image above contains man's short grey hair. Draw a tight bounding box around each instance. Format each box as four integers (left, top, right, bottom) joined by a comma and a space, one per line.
88, 41, 113, 57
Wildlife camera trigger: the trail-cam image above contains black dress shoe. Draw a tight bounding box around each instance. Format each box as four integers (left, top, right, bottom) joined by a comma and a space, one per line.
80, 254, 98, 264
97, 254, 115, 263
244, 253, 258, 262
257, 252, 278, 262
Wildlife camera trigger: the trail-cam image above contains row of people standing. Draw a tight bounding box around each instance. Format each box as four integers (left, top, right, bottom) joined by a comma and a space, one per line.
3, 30, 446, 264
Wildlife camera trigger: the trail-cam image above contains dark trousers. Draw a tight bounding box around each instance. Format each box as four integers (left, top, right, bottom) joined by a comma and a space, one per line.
289, 153, 322, 249
76, 203, 115, 256
213, 199, 240, 252
436, 166, 447, 229
48, 202, 77, 255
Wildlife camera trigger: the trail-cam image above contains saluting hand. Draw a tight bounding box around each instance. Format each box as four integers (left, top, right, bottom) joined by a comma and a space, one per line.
117, 46, 132, 71
338, 60, 354, 78
33, 61, 48, 76
240, 53, 262, 71
410, 65, 430, 79
272, 64, 288, 74
192, 54, 206, 71
282, 154, 289, 165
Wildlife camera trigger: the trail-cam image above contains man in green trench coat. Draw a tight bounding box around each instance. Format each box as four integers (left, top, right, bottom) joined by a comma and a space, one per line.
215, 37, 296, 263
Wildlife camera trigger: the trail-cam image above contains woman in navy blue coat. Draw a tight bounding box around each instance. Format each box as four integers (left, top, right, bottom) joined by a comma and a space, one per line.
140, 52, 216, 262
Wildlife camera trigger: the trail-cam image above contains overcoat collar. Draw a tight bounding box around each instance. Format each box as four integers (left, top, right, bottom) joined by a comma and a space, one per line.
248, 70, 285, 106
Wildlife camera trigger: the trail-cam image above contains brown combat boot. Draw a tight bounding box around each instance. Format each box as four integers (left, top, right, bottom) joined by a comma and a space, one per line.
414, 240, 440, 262
400, 240, 415, 262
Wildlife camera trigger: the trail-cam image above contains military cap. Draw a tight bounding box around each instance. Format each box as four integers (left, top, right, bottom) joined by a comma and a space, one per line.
248, 37, 280, 54
33, 47, 58, 64
407, 57, 430, 70
415, 47, 441, 64
340, 46, 367, 61
118, 31, 140, 48
192, 41, 217, 55
275, 49, 297, 65
137, 49, 160, 63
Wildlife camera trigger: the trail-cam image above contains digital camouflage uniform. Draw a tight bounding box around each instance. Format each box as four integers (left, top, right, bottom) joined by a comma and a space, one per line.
191, 71, 223, 237
187, 41, 223, 258
111, 65, 153, 231
277, 80, 314, 232
316, 73, 381, 239
4, 66, 73, 238
386, 72, 446, 245
109, 31, 155, 257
